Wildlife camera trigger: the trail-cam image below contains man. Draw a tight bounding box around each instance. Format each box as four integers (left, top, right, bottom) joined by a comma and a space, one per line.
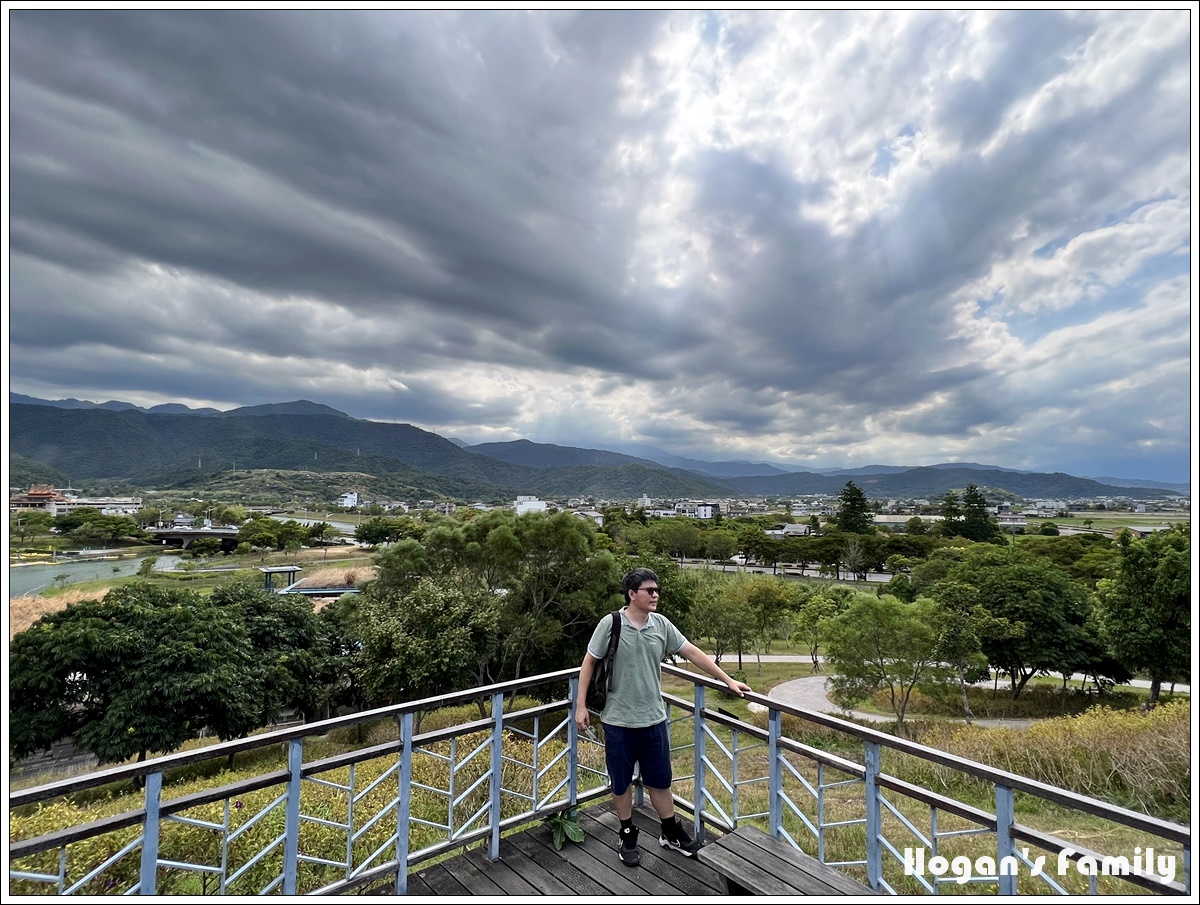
575, 567, 752, 867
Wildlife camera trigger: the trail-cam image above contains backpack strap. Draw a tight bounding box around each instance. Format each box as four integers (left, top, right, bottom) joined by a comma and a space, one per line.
603, 609, 622, 691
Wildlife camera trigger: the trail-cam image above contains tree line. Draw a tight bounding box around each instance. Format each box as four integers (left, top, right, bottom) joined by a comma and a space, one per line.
9, 489, 1190, 767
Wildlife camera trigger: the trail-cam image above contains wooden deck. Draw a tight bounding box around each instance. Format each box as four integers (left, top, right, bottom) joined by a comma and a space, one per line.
382, 803, 863, 896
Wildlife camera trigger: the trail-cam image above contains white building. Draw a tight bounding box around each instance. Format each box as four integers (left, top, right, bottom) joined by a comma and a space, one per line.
338, 492, 359, 508
516, 495, 548, 516
575, 509, 604, 526
671, 500, 722, 520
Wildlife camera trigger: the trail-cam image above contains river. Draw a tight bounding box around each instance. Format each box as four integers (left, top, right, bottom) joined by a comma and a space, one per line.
7, 554, 184, 598
271, 515, 357, 533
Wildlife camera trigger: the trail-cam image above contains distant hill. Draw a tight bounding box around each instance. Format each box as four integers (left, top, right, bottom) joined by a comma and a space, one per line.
220, 400, 351, 418
11, 393, 222, 416
815, 462, 1024, 477
8, 403, 727, 501
8, 452, 69, 491
9, 398, 1183, 502
466, 439, 663, 470
723, 466, 1179, 500
1091, 476, 1190, 494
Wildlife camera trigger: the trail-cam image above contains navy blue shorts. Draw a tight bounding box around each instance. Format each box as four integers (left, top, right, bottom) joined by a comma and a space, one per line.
602, 721, 672, 795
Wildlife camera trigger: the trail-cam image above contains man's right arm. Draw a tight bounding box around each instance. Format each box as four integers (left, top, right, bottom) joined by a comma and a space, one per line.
575, 650, 597, 731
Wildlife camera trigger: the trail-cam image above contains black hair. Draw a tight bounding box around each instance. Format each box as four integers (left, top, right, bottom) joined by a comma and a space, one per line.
621, 567, 660, 604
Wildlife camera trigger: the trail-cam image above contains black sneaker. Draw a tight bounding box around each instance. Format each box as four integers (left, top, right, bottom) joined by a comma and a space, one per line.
618, 825, 640, 867
659, 818, 702, 857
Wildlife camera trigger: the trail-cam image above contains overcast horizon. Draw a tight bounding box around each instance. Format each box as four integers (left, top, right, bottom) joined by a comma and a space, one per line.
5, 10, 1196, 484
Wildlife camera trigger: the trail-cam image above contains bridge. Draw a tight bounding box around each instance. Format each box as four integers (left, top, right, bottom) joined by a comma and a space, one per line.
147, 526, 240, 550
8, 666, 1189, 896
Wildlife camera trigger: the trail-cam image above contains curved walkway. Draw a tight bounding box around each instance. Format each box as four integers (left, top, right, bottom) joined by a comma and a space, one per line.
765, 675, 1036, 729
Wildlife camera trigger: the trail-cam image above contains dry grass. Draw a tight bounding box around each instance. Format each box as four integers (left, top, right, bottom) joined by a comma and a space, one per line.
292, 566, 375, 588
9, 589, 110, 639
909, 700, 1191, 821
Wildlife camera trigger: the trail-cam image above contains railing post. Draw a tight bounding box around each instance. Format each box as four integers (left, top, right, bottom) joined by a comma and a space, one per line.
995, 784, 1017, 895
394, 712, 414, 895
489, 691, 504, 861
692, 682, 706, 836
568, 677, 580, 806
1184, 844, 1191, 896
768, 708, 782, 837
283, 738, 303, 895
138, 771, 163, 895
864, 741, 882, 890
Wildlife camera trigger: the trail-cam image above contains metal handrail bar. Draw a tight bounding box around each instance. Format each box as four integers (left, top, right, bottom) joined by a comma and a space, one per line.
9, 665, 1191, 896
9, 670, 579, 809
1011, 824, 1188, 896
664, 663, 1190, 845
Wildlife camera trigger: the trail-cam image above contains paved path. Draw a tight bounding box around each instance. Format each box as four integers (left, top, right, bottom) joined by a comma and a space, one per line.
729, 654, 1187, 730
765, 675, 1036, 729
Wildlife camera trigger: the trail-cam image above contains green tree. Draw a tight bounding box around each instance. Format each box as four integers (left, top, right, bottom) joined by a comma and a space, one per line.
841, 537, 869, 581
188, 536, 223, 558
499, 513, 618, 680
790, 589, 849, 673
703, 529, 739, 563
938, 492, 964, 537
690, 576, 756, 668
925, 580, 1003, 723
9, 584, 264, 767
835, 482, 874, 535
11, 510, 54, 543
355, 516, 397, 547
823, 594, 951, 733
210, 581, 348, 724
1094, 526, 1190, 706
239, 517, 279, 555
943, 551, 1094, 699
51, 507, 104, 534
961, 484, 1000, 543
739, 576, 796, 666
651, 519, 702, 561
356, 577, 501, 710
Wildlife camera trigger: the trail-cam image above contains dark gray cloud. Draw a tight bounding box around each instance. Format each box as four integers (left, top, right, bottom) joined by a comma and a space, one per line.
6, 10, 1193, 483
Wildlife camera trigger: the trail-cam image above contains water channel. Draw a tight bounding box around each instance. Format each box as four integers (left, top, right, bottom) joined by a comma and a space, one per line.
8, 516, 356, 599
8, 554, 185, 598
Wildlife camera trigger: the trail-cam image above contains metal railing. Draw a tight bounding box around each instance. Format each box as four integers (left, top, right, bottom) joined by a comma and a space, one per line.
8, 666, 1191, 896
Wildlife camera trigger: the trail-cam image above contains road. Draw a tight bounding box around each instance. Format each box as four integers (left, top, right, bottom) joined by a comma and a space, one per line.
679, 559, 891, 582
726, 655, 1188, 729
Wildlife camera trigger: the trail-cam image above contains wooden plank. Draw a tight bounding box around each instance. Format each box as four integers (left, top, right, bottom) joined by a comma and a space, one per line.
383, 872, 432, 896
451, 850, 510, 895
733, 825, 878, 896
587, 809, 725, 896
411, 863, 470, 896
698, 825, 880, 896
698, 841, 803, 896
523, 824, 668, 896
495, 838, 579, 896
713, 828, 846, 894
508, 831, 616, 897
461, 846, 541, 895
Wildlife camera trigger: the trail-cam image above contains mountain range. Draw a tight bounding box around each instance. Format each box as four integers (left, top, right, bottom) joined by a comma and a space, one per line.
7, 395, 1189, 501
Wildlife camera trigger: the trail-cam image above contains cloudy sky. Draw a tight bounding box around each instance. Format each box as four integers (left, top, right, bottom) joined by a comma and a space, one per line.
5, 9, 1195, 482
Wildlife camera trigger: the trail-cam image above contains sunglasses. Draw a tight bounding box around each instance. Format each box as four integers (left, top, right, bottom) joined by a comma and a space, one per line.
639, 586, 661, 595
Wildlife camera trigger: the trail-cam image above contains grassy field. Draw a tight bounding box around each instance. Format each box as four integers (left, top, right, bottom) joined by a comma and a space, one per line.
1024, 510, 1188, 531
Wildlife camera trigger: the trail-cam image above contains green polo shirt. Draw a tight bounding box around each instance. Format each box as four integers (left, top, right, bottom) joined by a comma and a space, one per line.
587, 608, 687, 728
